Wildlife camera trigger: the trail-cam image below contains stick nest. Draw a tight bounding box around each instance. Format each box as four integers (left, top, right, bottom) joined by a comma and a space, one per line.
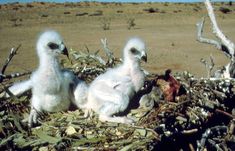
0, 45, 235, 151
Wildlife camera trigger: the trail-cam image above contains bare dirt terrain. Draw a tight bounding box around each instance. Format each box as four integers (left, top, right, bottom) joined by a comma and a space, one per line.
0, 2, 235, 77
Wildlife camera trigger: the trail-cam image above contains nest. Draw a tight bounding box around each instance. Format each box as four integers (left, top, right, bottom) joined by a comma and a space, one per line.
0, 43, 235, 151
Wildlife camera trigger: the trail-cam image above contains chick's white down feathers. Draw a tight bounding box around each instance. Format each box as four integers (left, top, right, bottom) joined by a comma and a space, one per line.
87, 38, 147, 124
8, 30, 88, 127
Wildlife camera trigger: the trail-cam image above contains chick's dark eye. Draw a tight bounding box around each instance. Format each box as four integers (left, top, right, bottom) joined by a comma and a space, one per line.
48, 42, 59, 50
130, 47, 138, 54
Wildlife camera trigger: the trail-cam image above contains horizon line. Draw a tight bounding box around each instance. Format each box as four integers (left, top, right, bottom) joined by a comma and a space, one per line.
1, 0, 235, 4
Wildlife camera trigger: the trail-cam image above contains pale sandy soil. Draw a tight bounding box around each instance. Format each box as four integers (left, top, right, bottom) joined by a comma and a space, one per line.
0, 2, 235, 77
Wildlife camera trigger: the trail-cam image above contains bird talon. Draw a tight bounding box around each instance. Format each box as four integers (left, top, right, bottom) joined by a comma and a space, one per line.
84, 109, 93, 119
28, 107, 40, 128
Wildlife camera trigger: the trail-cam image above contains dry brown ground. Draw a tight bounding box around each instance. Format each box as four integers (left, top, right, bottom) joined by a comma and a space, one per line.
0, 2, 235, 77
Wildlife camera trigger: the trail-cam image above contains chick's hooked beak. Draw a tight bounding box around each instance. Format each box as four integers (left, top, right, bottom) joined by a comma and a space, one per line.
59, 43, 69, 58
141, 52, 147, 63
62, 46, 69, 58
61, 44, 73, 64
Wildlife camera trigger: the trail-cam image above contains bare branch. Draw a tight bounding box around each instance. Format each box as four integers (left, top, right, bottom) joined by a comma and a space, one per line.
196, 17, 222, 50
0, 71, 31, 83
200, 54, 215, 78
0, 84, 18, 100
205, 0, 235, 59
1, 44, 21, 74
71, 39, 122, 81
101, 38, 112, 57
0, 45, 28, 83
196, 17, 231, 59
197, 0, 235, 78
101, 38, 115, 64
73, 52, 106, 65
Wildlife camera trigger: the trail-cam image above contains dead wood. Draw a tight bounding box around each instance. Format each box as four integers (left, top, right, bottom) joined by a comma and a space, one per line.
196, 0, 235, 78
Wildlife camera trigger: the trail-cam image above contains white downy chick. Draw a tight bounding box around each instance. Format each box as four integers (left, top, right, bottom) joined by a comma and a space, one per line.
7, 30, 87, 127
29, 30, 75, 127
86, 38, 147, 124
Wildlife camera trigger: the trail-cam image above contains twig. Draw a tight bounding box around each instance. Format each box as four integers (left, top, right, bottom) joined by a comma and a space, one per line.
129, 125, 160, 141
200, 55, 215, 78
73, 146, 117, 150
101, 38, 114, 60
208, 139, 223, 151
212, 90, 226, 99
1, 44, 21, 74
0, 71, 31, 82
0, 84, 18, 100
182, 129, 198, 135
73, 52, 106, 65
101, 38, 115, 65
197, 125, 228, 151
175, 100, 191, 107
215, 109, 235, 119
0, 45, 31, 98
0, 45, 22, 83
189, 143, 196, 151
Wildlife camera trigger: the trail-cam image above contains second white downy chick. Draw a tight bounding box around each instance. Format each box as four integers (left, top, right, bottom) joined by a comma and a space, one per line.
86, 38, 147, 124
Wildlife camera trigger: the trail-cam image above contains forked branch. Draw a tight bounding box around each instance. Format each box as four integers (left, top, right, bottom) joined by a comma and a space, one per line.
0, 45, 31, 83
196, 0, 235, 78
200, 54, 215, 78
196, 17, 222, 50
101, 38, 115, 65
101, 38, 114, 60
204, 0, 235, 59
1, 44, 21, 74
